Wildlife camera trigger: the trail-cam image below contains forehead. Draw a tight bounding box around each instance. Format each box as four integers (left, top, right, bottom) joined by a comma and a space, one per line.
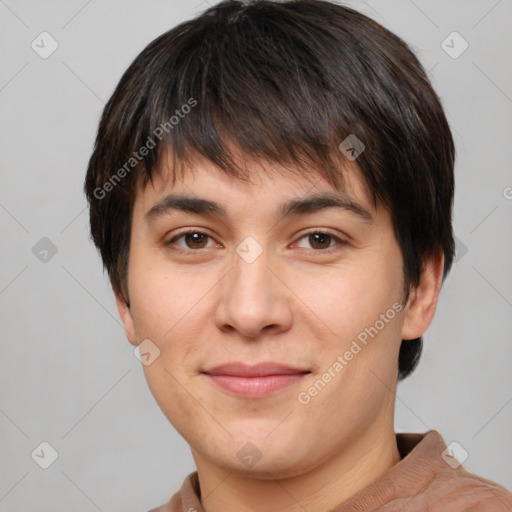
135, 149, 376, 219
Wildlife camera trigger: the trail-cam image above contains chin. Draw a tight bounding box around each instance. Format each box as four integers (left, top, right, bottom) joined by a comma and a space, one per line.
225, 456, 310, 480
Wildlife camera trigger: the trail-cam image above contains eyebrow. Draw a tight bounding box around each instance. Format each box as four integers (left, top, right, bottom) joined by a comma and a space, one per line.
145, 192, 374, 224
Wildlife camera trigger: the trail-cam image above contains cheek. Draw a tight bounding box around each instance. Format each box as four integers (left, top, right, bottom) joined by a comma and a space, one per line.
292, 258, 401, 341
129, 256, 206, 334
130, 269, 215, 435
141, 356, 213, 446
128, 259, 222, 379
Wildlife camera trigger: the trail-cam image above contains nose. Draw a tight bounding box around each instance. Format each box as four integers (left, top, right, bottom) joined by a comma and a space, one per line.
214, 242, 293, 339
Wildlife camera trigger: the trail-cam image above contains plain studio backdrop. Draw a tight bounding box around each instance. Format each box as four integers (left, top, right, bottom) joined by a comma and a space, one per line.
0, 1, 511, 511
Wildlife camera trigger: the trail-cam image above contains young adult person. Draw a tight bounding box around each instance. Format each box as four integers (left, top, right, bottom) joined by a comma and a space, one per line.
84, 1, 512, 510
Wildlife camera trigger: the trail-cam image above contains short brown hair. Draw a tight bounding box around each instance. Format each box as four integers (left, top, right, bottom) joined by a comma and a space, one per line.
84, 0, 455, 380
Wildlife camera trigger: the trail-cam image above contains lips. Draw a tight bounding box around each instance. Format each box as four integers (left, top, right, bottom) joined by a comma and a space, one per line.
202, 362, 311, 398
203, 362, 310, 377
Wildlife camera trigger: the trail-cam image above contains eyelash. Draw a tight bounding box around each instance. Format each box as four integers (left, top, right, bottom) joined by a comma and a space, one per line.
165, 229, 348, 256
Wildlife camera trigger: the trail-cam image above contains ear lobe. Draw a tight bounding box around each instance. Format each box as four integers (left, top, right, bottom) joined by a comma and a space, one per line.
114, 290, 138, 347
401, 251, 445, 341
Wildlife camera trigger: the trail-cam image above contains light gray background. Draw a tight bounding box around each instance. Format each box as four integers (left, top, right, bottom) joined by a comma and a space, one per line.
1, 0, 511, 510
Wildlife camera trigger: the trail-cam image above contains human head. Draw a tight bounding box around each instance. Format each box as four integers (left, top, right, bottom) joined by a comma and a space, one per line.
84, 0, 454, 381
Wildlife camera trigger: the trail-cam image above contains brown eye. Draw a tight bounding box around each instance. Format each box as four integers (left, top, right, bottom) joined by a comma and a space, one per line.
182, 232, 209, 249
166, 230, 214, 251
308, 233, 333, 250
294, 230, 348, 255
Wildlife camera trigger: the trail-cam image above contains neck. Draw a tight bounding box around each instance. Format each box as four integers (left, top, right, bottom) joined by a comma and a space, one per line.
192, 422, 401, 512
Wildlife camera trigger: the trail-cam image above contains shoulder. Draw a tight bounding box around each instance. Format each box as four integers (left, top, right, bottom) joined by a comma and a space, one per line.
394, 431, 512, 511
422, 465, 512, 511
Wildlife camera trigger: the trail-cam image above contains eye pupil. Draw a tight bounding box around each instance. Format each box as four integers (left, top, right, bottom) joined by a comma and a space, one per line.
186, 232, 208, 248
310, 233, 331, 249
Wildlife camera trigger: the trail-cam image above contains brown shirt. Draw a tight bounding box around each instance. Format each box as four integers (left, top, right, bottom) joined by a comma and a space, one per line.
149, 430, 512, 511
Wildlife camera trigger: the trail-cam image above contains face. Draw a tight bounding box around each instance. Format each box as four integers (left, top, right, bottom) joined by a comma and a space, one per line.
116, 152, 437, 479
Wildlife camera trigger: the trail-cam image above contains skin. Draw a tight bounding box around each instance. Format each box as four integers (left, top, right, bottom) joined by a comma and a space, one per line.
115, 150, 444, 512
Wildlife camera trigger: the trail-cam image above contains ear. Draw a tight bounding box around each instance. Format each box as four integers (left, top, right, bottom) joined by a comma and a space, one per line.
113, 286, 138, 347
401, 251, 445, 341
